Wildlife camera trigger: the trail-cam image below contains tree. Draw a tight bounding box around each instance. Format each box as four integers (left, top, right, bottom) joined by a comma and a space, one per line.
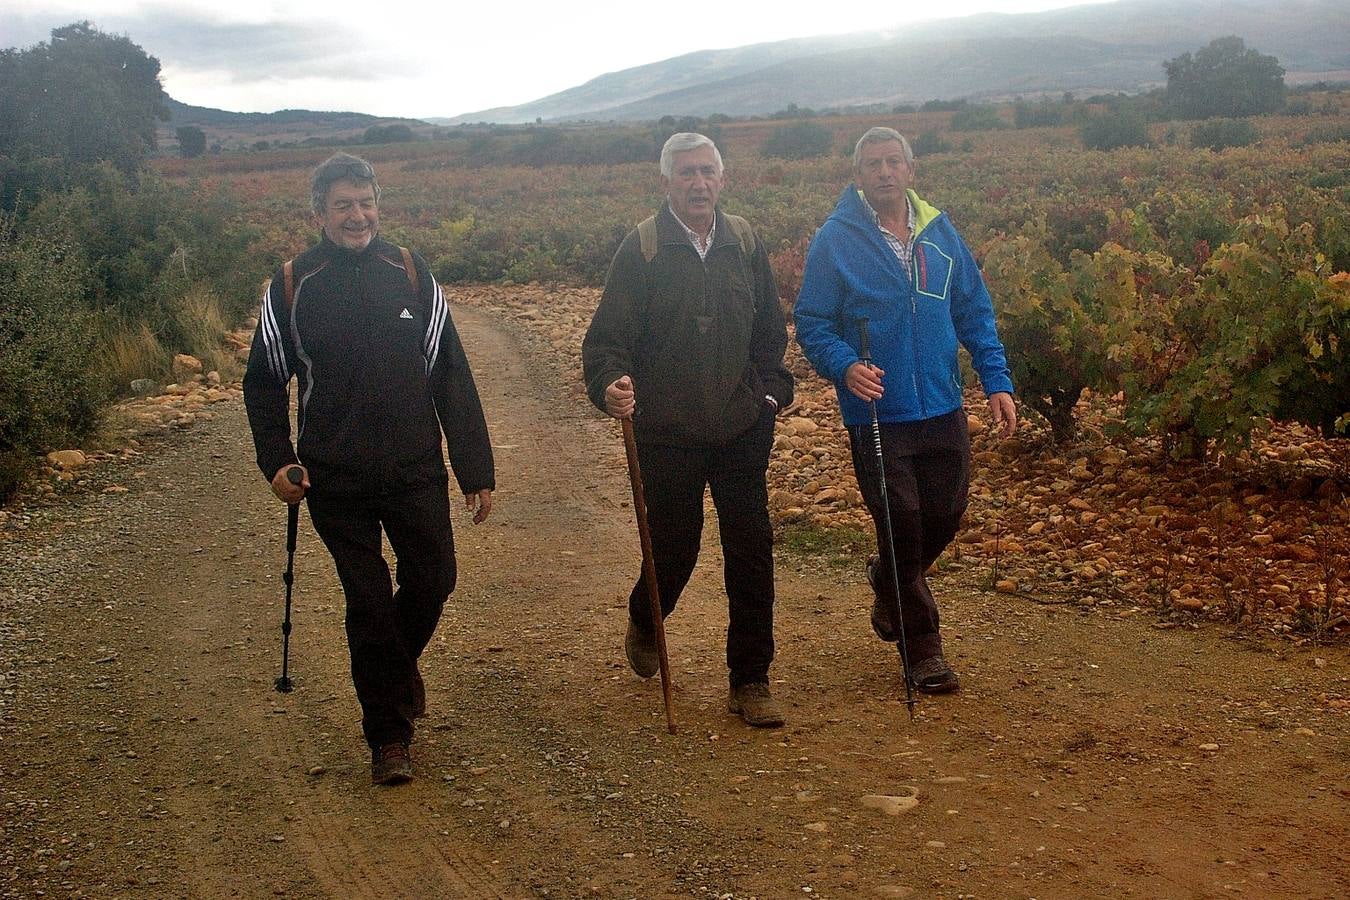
1164, 37, 1285, 120
362, 123, 415, 144
176, 126, 206, 158
762, 120, 833, 160
0, 22, 168, 172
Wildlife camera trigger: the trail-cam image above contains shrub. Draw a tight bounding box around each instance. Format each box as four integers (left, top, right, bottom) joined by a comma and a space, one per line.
1013, 102, 1064, 128
0, 225, 103, 499
762, 121, 834, 160
1079, 111, 1150, 150
912, 132, 951, 156
949, 105, 1007, 132
1190, 118, 1260, 150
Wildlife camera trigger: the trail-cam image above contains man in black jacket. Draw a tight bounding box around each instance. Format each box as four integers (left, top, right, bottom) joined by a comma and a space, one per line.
582, 133, 793, 727
244, 153, 494, 785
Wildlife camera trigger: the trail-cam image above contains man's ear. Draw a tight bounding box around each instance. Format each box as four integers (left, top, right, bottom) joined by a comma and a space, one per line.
660, 175, 671, 194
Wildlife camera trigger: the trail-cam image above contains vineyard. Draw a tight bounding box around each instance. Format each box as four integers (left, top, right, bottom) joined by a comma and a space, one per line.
149, 101, 1350, 634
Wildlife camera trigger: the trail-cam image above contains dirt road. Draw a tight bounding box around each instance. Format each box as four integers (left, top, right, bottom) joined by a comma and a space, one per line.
2, 307, 1346, 899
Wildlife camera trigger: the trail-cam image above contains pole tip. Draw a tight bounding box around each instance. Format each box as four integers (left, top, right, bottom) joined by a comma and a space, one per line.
274, 677, 294, 693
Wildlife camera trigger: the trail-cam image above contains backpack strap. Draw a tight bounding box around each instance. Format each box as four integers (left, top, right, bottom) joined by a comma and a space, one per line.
637, 216, 659, 262
723, 214, 756, 258
398, 246, 420, 297
637, 214, 756, 262
282, 259, 295, 307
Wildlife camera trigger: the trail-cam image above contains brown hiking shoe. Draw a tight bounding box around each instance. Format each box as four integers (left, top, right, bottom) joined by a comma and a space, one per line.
909, 654, 960, 694
371, 742, 413, 786
411, 671, 427, 719
624, 619, 659, 679
728, 682, 786, 728
866, 554, 899, 642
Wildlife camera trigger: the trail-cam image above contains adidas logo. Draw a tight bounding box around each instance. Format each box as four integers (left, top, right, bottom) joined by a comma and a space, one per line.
399, 308, 413, 319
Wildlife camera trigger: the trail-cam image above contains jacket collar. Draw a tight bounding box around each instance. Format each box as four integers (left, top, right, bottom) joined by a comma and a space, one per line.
833, 185, 942, 239
316, 232, 387, 261
656, 202, 739, 251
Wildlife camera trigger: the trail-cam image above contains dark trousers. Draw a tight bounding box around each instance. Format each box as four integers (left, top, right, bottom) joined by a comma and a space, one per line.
848, 407, 970, 663
629, 407, 777, 688
306, 482, 456, 749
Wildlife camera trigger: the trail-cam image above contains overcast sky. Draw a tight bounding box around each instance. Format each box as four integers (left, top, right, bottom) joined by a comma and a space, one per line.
3, 0, 1119, 119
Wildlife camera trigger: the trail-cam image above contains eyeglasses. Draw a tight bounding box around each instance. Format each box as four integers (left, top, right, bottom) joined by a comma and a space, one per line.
326, 160, 375, 180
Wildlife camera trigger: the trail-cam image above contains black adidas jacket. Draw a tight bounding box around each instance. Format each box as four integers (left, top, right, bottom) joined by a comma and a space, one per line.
243, 234, 495, 498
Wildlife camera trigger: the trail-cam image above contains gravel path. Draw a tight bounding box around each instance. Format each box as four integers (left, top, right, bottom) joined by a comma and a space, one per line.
1, 307, 1346, 899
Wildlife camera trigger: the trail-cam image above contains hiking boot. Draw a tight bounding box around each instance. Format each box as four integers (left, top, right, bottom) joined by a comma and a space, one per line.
909, 654, 960, 694
727, 682, 786, 728
866, 554, 899, 643
624, 619, 659, 679
371, 742, 413, 786
411, 670, 427, 719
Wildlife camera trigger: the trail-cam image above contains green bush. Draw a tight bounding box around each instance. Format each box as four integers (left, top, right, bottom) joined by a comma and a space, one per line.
1013, 102, 1064, 128
1079, 111, 1151, 150
0, 225, 103, 499
1190, 118, 1260, 150
912, 132, 951, 156
949, 105, 1006, 132
762, 120, 834, 160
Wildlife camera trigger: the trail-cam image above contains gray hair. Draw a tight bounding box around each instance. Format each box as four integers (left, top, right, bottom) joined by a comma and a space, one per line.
659, 132, 723, 178
852, 127, 914, 169
311, 152, 380, 216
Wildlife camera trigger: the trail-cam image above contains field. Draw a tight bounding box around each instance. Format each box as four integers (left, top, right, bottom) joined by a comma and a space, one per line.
1, 101, 1347, 899
153, 102, 1350, 635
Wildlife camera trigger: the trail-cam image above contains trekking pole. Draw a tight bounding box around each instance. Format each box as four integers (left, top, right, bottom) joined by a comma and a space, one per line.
274, 465, 304, 694
858, 319, 916, 720
621, 417, 677, 735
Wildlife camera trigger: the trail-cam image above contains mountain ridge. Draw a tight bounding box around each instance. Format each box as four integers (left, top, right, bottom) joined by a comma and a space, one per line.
440, 0, 1350, 123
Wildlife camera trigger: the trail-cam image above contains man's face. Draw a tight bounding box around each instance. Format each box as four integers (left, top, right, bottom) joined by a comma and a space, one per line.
662, 145, 724, 231
318, 178, 379, 251
855, 140, 914, 210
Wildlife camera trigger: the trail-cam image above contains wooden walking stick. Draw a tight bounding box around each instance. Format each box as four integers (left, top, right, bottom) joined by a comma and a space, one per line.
621, 417, 677, 734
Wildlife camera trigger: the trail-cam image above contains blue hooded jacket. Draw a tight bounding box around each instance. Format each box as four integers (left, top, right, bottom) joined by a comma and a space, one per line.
794, 185, 1014, 428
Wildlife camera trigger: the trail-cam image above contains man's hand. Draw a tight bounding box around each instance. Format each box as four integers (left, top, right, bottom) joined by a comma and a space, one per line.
271, 464, 308, 504
988, 392, 1017, 438
466, 489, 493, 525
604, 375, 635, 419
845, 361, 885, 402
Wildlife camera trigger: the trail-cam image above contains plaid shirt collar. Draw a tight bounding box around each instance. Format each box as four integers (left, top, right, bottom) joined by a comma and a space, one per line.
860, 191, 916, 276
669, 207, 716, 260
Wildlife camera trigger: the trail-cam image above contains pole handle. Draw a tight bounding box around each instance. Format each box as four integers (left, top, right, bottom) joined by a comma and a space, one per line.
286, 466, 304, 486
857, 318, 871, 364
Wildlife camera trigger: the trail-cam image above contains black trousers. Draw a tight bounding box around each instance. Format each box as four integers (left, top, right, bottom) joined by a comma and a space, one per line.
848, 407, 970, 663
629, 406, 777, 688
306, 481, 455, 749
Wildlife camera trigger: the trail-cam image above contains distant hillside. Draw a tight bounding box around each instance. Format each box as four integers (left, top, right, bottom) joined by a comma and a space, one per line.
443, 0, 1350, 123
161, 99, 431, 151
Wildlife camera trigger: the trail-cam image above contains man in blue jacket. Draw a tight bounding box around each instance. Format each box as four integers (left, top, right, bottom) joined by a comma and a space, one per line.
794, 127, 1016, 693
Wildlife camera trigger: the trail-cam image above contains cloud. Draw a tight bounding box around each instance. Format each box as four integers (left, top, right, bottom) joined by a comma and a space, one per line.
1, 8, 417, 81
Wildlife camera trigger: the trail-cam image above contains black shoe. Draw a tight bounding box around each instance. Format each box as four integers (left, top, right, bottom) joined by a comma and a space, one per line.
411, 671, 427, 719
866, 554, 899, 643
624, 619, 659, 679
371, 742, 413, 785
909, 655, 960, 694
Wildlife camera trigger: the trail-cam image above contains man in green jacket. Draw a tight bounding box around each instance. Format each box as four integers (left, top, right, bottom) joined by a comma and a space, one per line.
582, 133, 794, 727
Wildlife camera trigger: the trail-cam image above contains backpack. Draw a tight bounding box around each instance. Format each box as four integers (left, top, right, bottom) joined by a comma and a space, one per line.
636, 214, 755, 262
278, 246, 419, 307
